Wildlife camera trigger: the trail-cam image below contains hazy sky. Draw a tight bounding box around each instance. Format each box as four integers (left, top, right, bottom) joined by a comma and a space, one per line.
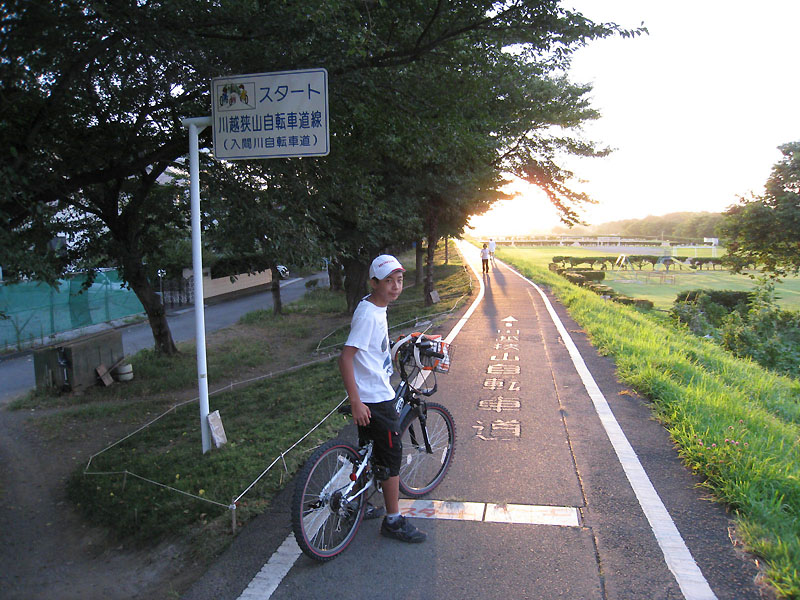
469, 1, 800, 235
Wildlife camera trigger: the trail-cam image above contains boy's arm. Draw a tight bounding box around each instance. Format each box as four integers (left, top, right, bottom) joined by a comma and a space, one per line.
338, 346, 371, 426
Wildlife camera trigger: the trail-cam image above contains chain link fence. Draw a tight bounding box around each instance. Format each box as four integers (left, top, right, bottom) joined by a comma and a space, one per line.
0, 270, 190, 352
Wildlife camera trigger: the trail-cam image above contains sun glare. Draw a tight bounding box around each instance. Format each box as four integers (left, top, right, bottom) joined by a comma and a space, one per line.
468, 178, 562, 237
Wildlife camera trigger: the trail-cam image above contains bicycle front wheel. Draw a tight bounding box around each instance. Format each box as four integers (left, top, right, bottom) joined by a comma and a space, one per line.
291, 440, 365, 561
399, 402, 456, 497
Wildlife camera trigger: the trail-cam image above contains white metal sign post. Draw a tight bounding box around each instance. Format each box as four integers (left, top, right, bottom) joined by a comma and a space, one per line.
182, 69, 328, 453
181, 116, 213, 453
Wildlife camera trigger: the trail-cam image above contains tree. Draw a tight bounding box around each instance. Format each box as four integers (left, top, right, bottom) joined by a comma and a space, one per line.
1, 0, 220, 353
2, 0, 641, 335
199, 158, 326, 315
722, 142, 800, 278
311, 4, 640, 309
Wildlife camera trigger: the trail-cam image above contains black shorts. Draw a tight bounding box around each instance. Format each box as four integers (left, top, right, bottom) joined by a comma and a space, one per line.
358, 400, 402, 478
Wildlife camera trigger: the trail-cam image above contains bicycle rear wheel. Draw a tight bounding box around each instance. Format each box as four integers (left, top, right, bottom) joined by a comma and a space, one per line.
291, 439, 365, 561
398, 402, 456, 497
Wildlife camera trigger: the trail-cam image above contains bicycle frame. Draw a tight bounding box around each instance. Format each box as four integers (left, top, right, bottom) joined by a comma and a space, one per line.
393, 380, 434, 455
337, 442, 375, 506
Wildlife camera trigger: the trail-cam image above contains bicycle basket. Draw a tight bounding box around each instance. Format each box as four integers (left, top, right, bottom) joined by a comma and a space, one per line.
417, 337, 453, 373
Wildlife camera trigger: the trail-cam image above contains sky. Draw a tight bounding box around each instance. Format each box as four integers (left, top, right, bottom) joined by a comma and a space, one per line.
468, 1, 800, 236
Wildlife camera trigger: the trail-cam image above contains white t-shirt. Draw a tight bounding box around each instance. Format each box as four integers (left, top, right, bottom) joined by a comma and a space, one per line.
480, 247, 490, 260
344, 298, 395, 403
488, 240, 496, 252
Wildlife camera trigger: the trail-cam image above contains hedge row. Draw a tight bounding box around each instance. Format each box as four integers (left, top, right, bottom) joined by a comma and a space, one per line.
551, 267, 607, 284
549, 263, 654, 310
552, 255, 726, 271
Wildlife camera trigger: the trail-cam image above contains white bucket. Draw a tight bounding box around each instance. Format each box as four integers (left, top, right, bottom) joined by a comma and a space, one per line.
115, 363, 134, 382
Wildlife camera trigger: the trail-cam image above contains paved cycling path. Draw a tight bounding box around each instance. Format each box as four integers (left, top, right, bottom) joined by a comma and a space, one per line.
183, 243, 763, 600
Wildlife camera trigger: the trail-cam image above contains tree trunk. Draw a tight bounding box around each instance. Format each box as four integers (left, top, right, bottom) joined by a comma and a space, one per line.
424, 238, 438, 306
124, 256, 178, 355
328, 259, 343, 291
415, 240, 424, 286
270, 265, 283, 315
343, 257, 369, 315
424, 214, 439, 306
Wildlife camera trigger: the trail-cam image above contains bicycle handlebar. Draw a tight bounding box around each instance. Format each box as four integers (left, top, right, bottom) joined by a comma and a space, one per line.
420, 345, 445, 360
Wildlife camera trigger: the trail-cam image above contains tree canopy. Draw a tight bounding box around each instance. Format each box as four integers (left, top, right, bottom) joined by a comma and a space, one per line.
722, 141, 800, 278
1, 0, 641, 348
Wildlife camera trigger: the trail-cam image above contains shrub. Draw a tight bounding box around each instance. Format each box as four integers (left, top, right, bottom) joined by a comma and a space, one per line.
719, 284, 800, 377
577, 270, 606, 282
587, 284, 617, 297
676, 289, 751, 310
563, 272, 586, 285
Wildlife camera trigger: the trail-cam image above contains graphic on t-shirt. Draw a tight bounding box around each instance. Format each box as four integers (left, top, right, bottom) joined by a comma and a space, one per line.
382, 336, 391, 373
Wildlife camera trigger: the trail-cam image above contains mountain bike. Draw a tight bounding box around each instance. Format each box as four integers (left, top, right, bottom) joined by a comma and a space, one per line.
291, 332, 456, 561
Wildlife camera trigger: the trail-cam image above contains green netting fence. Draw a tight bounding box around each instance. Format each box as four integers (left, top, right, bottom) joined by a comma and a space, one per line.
0, 270, 144, 352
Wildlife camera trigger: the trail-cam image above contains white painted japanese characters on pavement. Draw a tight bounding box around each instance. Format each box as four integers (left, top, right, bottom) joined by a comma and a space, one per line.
473, 316, 522, 441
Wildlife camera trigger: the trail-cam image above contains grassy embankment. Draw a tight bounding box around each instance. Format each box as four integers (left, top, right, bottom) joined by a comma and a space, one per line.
12, 243, 470, 558
498, 246, 800, 598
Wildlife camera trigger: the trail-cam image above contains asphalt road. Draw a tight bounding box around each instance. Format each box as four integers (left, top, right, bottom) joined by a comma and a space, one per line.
182, 243, 763, 600
0, 274, 327, 405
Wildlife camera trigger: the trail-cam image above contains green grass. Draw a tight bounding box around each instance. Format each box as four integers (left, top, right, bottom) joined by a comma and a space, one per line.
498, 246, 800, 311
497, 246, 800, 598
67, 360, 346, 543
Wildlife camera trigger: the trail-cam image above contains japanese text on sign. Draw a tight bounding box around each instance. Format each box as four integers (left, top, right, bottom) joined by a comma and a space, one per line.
211, 69, 329, 160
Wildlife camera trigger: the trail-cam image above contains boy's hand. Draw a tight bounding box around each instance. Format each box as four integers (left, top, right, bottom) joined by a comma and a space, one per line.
351, 400, 371, 427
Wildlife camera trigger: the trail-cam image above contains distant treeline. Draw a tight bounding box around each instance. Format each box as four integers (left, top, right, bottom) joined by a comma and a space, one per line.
552, 211, 724, 241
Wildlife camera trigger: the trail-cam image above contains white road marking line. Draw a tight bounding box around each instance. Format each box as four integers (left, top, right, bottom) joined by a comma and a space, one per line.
505, 265, 718, 600
444, 242, 485, 345
399, 499, 485, 521
400, 499, 580, 527
237, 535, 301, 600
484, 503, 581, 527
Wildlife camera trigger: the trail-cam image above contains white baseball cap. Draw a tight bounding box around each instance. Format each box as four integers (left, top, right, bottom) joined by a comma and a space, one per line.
369, 254, 405, 280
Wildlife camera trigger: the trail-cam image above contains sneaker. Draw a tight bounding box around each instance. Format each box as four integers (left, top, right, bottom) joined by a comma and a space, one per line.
380, 515, 427, 543
364, 503, 385, 520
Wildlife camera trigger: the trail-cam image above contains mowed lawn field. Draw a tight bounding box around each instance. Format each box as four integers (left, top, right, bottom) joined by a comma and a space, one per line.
496, 245, 800, 311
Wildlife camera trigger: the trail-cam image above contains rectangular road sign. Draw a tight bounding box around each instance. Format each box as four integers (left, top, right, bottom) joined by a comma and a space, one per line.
211, 68, 329, 160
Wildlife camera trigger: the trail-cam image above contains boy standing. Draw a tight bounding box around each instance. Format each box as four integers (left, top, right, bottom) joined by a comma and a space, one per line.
338, 254, 427, 543
480, 243, 490, 273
